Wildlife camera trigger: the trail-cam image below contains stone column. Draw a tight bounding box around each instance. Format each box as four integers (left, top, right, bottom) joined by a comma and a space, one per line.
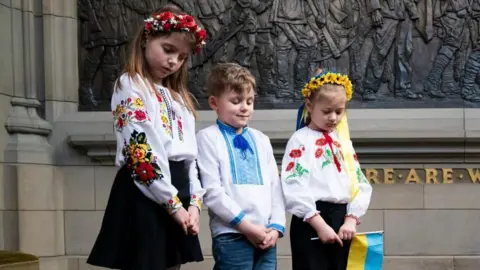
1, 0, 66, 269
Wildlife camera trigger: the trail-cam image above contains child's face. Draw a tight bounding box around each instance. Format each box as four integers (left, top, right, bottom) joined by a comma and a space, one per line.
209, 86, 255, 130
145, 32, 191, 81
306, 86, 347, 133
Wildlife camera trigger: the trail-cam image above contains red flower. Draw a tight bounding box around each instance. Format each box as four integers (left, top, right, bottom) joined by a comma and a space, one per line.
156, 94, 163, 102
134, 110, 147, 121
333, 141, 341, 148
135, 163, 155, 183
116, 118, 124, 128
128, 111, 133, 115
196, 29, 207, 40
353, 154, 358, 160
289, 149, 302, 158
316, 138, 327, 146
163, 22, 172, 31
127, 97, 132, 103
158, 11, 174, 21
144, 22, 153, 32
179, 15, 196, 29
286, 162, 295, 172
315, 148, 324, 159
192, 194, 197, 199
178, 120, 183, 129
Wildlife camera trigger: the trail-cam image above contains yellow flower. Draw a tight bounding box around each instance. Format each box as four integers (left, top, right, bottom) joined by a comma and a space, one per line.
129, 143, 148, 163
134, 98, 144, 107
161, 115, 169, 124
300, 71, 354, 101
115, 104, 126, 115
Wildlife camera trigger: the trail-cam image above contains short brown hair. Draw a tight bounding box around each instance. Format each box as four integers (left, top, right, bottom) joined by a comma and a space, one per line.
207, 63, 256, 97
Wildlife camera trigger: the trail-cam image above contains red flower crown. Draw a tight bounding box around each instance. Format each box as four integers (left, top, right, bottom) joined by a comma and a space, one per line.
144, 11, 207, 53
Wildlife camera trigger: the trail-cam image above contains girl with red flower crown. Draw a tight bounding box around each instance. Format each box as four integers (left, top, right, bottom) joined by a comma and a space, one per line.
87, 5, 206, 270
281, 68, 373, 270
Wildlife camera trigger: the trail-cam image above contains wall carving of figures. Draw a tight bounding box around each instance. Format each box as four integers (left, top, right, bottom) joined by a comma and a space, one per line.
78, 0, 480, 111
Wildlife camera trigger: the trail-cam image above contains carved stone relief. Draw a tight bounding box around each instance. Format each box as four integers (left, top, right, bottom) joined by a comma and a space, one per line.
78, 0, 480, 111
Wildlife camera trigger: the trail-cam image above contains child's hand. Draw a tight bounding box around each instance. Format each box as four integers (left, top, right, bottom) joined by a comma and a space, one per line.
171, 208, 190, 235
258, 228, 280, 250
308, 215, 343, 246
241, 222, 267, 247
187, 206, 200, 235
338, 217, 357, 240
317, 224, 343, 246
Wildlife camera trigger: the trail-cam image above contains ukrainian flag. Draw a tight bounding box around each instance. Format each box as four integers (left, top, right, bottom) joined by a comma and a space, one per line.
347, 231, 384, 270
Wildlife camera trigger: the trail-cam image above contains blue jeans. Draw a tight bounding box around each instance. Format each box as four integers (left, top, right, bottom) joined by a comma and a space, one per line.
212, 233, 277, 270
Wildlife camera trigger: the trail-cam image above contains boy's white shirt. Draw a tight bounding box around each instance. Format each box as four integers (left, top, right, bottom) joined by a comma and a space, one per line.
111, 73, 205, 211
281, 127, 372, 221
196, 123, 286, 237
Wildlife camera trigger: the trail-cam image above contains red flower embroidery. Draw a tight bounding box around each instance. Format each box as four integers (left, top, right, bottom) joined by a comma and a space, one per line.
289, 149, 302, 158
315, 148, 324, 159
192, 194, 197, 199
134, 110, 147, 121
156, 94, 163, 103
316, 138, 327, 146
333, 141, 341, 148
353, 154, 358, 160
135, 163, 156, 183
286, 162, 295, 172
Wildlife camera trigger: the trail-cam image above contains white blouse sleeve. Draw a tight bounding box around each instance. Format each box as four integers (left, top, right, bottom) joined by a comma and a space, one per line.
196, 129, 246, 227
281, 134, 318, 221
264, 137, 286, 237
347, 151, 372, 219
111, 76, 181, 214
187, 159, 205, 211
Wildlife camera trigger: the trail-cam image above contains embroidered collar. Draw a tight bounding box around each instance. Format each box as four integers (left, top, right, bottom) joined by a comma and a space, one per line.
217, 119, 252, 157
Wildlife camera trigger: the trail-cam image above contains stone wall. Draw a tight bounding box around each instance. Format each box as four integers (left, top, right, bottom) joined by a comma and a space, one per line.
1, 0, 480, 269
54, 109, 480, 270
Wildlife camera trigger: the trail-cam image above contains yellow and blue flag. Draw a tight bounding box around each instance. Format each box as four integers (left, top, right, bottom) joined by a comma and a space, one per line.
347, 231, 384, 270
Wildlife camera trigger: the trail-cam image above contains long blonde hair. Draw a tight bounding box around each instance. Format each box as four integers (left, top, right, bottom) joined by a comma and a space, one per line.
117, 4, 198, 118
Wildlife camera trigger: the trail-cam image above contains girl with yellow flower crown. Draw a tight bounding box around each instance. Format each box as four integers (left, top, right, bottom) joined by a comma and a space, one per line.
281, 68, 373, 270
87, 4, 207, 270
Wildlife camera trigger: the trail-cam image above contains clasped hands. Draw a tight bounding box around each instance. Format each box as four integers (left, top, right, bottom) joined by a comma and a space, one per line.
172, 206, 201, 235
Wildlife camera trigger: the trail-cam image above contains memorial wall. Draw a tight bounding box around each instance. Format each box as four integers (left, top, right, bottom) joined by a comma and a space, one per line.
0, 0, 479, 270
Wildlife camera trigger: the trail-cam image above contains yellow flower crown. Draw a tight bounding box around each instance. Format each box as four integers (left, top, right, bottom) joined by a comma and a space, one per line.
301, 71, 353, 101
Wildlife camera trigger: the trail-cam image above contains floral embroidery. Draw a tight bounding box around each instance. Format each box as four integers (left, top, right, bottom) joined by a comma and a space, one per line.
156, 91, 173, 137
113, 97, 149, 131
190, 194, 202, 210
177, 117, 184, 141
122, 130, 163, 185
315, 148, 324, 159
285, 145, 309, 180
164, 196, 182, 214
316, 138, 327, 146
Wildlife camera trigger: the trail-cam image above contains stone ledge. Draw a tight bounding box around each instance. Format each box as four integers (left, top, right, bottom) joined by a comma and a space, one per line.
57, 109, 480, 164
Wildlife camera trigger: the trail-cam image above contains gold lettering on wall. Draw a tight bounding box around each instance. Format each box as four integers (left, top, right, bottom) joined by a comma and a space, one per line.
359, 168, 480, 184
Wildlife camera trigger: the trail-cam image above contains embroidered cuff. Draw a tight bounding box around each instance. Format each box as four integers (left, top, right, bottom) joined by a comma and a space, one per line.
345, 214, 361, 225
229, 211, 246, 227
303, 210, 320, 222
163, 195, 183, 214
267, 223, 286, 237
189, 194, 202, 211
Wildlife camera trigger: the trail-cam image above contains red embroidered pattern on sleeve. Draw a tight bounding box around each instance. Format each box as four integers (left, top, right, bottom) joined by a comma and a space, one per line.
122, 130, 163, 185
164, 196, 183, 214
112, 97, 150, 132
285, 145, 309, 180
190, 194, 202, 210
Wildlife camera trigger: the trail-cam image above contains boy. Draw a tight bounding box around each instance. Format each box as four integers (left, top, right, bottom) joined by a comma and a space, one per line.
196, 63, 286, 269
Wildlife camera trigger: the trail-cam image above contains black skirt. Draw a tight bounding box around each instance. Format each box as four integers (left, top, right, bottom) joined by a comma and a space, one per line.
290, 201, 352, 270
87, 161, 203, 270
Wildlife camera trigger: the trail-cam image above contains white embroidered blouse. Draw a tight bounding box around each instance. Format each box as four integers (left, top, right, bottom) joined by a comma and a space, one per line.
197, 121, 286, 237
281, 127, 372, 221
111, 73, 205, 214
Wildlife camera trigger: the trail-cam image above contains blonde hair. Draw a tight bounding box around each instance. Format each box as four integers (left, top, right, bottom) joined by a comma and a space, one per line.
207, 63, 256, 97
117, 4, 198, 118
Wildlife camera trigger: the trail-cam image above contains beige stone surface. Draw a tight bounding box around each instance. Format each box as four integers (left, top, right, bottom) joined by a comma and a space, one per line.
63, 166, 95, 210
18, 211, 64, 256
454, 256, 480, 270
383, 256, 454, 270
0, 3, 13, 97
93, 167, 116, 210
16, 165, 63, 211
39, 257, 69, 270
369, 184, 424, 209
384, 210, 480, 256
64, 211, 103, 255
0, 210, 19, 250
424, 184, 480, 209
